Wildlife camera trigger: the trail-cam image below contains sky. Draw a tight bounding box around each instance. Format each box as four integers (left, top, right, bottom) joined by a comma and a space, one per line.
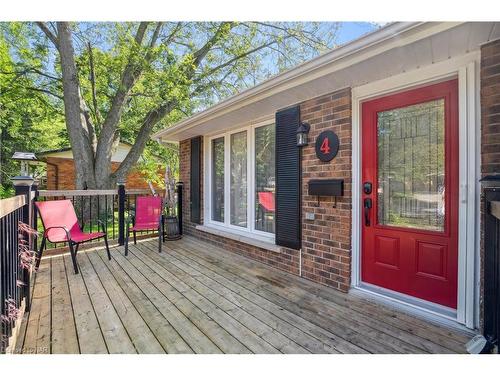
336, 22, 380, 44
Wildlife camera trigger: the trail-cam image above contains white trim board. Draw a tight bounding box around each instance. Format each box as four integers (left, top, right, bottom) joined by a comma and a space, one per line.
351, 52, 480, 329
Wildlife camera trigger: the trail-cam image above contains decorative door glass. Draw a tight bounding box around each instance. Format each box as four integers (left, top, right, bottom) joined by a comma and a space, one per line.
377, 99, 445, 231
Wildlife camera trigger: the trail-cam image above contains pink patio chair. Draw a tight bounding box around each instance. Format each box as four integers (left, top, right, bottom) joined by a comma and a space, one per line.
35, 200, 111, 274
258, 191, 275, 213
257, 192, 275, 232
125, 196, 163, 255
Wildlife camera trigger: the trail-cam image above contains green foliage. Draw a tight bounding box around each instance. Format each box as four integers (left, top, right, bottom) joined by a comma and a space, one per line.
0, 27, 66, 190
1, 21, 339, 190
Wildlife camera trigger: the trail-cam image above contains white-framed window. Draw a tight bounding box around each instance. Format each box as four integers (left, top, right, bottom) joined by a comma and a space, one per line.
206, 121, 276, 240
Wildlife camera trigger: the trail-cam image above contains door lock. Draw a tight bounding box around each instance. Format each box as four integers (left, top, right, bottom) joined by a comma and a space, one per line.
363, 182, 372, 195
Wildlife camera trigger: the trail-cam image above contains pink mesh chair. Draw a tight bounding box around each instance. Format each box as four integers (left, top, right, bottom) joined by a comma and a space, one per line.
258, 192, 275, 213
257, 192, 275, 232
35, 200, 111, 274
125, 196, 163, 255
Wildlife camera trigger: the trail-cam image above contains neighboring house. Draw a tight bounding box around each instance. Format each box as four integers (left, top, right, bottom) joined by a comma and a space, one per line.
153, 22, 500, 334
38, 142, 160, 190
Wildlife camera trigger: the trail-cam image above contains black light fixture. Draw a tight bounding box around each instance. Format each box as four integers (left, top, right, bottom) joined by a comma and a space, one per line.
296, 122, 310, 147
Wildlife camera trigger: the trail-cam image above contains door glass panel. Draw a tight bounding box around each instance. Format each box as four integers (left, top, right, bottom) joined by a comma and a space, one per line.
230, 131, 247, 227
377, 99, 445, 231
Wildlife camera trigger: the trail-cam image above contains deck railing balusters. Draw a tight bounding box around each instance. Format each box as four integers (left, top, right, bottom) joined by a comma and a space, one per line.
1, 185, 169, 352
0, 182, 36, 353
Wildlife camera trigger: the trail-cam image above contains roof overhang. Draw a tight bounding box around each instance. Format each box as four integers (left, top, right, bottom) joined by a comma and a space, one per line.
153, 21, 499, 143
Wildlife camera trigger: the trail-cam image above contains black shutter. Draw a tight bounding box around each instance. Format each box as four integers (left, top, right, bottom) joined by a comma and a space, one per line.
190, 136, 201, 224
275, 106, 301, 249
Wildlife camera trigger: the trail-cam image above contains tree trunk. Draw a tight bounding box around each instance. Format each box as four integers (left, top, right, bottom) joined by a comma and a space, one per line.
57, 22, 97, 189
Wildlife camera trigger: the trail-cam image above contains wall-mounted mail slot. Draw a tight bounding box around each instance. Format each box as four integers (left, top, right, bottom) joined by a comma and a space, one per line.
308, 179, 344, 207
308, 179, 344, 196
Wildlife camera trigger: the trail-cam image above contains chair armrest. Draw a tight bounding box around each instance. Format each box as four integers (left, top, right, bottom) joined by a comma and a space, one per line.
44, 226, 72, 241
80, 219, 108, 235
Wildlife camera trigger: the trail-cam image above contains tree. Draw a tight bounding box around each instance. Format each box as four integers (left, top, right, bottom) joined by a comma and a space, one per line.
2, 22, 339, 189
0, 30, 67, 197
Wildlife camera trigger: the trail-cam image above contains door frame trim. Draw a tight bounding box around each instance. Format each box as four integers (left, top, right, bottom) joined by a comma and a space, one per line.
351, 52, 480, 329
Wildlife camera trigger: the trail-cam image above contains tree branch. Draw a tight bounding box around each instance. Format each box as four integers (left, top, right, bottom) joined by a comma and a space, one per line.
112, 101, 175, 181
194, 37, 290, 82
24, 86, 63, 100
87, 42, 101, 127
36, 22, 59, 49
95, 22, 160, 182
192, 22, 236, 68
254, 22, 331, 50
162, 22, 183, 47
134, 22, 150, 45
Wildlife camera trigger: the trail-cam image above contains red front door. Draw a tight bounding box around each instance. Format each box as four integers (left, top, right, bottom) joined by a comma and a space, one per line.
361, 80, 459, 309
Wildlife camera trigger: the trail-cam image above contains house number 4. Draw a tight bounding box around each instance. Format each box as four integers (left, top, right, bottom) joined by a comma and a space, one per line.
315, 130, 339, 162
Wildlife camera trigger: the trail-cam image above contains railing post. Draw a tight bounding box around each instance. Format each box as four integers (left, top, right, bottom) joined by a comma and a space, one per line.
482, 181, 500, 352
11, 176, 35, 312
117, 182, 126, 246
176, 182, 183, 236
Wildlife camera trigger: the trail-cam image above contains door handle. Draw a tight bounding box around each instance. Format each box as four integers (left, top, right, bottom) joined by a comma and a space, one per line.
364, 198, 372, 226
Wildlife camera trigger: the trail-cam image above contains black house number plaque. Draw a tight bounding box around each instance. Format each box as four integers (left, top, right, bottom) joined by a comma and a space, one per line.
315, 130, 339, 162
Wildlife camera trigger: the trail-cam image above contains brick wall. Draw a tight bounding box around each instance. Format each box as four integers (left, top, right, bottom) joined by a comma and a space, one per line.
178, 88, 353, 292
45, 157, 160, 190
300, 88, 352, 291
479, 38, 500, 328
481, 39, 500, 177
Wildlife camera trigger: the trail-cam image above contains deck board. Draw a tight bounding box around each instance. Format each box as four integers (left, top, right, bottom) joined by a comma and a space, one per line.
50, 256, 80, 353
18, 236, 473, 354
85, 251, 165, 354
179, 236, 469, 352
77, 252, 136, 354
63, 254, 108, 354
167, 238, 458, 354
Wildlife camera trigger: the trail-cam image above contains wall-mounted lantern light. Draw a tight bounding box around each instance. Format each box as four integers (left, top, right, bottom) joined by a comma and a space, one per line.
296, 122, 311, 147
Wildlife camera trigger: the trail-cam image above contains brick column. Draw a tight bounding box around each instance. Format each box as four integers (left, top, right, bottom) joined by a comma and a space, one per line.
480, 38, 500, 329
481, 39, 500, 176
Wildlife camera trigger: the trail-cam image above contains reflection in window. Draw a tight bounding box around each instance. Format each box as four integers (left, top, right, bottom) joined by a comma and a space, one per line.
211, 137, 224, 222
230, 131, 247, 227
255, 124, 276, 233
377, 99, 445, 231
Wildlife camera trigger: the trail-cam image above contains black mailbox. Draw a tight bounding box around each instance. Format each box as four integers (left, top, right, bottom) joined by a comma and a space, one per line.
308, 179, 344, 197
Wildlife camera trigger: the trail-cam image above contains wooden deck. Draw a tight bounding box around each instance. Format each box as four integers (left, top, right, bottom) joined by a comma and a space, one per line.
15, 236, 472, 354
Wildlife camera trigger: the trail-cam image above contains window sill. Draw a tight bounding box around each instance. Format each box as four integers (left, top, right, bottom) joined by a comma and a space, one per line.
195, 224, 282, 254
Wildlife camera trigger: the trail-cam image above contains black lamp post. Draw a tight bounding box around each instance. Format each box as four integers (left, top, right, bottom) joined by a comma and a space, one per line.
296, 122, 310, 147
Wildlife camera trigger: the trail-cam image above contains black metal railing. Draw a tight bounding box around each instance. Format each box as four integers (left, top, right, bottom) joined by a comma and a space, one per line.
484, 187, 500, 352
0, 191, 35, 353
0, 183, 184, 352
35, 184, 183, 250
36, 188, 161, 249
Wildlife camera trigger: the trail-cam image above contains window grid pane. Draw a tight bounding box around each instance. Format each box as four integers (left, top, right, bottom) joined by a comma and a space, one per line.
255, 124, 276, 234
230, 131, 247, 227
211, 137, 224, 222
